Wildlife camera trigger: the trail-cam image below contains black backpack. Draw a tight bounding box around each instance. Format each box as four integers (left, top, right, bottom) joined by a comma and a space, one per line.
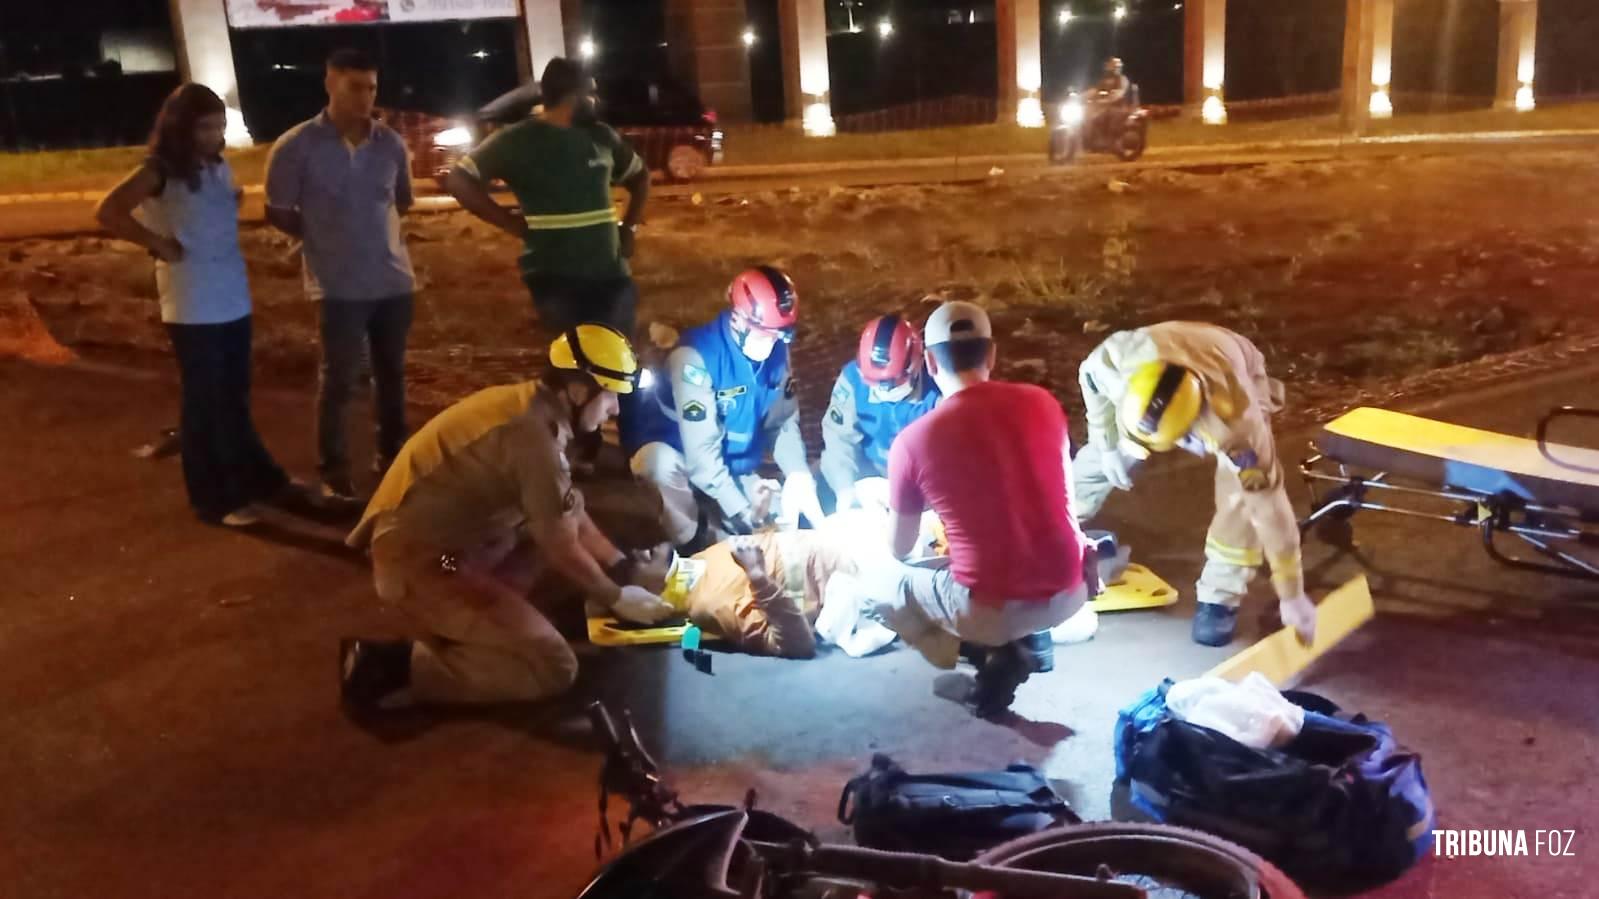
837, 754, 1080, 860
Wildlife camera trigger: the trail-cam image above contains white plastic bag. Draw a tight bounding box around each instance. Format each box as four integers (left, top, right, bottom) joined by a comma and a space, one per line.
1166, 672, 1305, 750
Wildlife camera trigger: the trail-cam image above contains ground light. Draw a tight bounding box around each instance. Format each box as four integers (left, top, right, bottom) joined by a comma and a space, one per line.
224, 107, 251, 148
878, 19, 894, 38
580, 37, 596, 59
434, 125, 473, 149
742, 28, 756, 47
1057, 9, 1073, 26
1114, 4, 1128, 20
1017, 98, 1045, 128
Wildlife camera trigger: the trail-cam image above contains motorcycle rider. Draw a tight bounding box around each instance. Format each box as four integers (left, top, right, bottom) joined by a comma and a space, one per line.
1087, 57, 1132, 142
1072, 321, 1318, 648
820, 314, 942, 513
624, 267, 823, 550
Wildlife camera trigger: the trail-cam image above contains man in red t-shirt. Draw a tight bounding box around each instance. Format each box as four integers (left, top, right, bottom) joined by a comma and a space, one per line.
881, 301, 1096, 718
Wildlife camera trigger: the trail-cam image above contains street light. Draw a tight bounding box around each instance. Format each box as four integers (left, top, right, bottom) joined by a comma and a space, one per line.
1057, 9, 1073, 26
579, 37, 596, 59
878, 18, 894, 38
1113, 4, 1128, 20
742, 28, 757, 47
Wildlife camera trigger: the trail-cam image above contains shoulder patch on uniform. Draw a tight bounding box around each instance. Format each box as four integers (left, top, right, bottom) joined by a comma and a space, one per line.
682, 400, 708, 422
831, 382, 849, 404
830, 408, 845, 425
682, 363, 710, 388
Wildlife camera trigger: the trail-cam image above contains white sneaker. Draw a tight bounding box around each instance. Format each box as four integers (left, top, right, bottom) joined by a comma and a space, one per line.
220, 506, 262, 528
1051, 605, 1099, 644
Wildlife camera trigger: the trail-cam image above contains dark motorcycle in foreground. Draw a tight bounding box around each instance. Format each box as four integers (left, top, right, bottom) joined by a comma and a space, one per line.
576, 702, 1305, 899
1050, 90, 1150, 164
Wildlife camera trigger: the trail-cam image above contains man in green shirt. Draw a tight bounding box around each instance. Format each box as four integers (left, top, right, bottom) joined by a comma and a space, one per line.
446, 58, 650, 336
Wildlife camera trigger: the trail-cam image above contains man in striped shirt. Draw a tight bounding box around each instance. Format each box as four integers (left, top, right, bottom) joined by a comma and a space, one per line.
446, 58, 650, 336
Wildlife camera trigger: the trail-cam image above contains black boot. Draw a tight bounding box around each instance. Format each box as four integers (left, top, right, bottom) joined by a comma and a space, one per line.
340, 638, 413, 710
958, 641, 989, 669
1191, 603, 1239, 647
972, 643, 1031, 719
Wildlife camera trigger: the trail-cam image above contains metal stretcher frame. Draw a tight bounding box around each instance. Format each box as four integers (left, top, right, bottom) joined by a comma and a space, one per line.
1298, 406, 1599, 582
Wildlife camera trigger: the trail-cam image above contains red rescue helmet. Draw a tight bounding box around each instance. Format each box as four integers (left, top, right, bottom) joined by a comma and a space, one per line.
728, 266, 799, 337
857, 314, 921, 388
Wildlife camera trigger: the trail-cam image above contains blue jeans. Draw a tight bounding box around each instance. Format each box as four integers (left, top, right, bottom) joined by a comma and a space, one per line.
166, 316, 287, 520
317, 295, 412, 482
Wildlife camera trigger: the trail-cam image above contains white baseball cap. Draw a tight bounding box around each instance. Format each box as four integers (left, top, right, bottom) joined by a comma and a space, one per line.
923, 301, 993, 347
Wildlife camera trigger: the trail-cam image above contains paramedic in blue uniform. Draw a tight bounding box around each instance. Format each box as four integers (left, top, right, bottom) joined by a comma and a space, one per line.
626, 267, 822, 549
820, 314, 942, 513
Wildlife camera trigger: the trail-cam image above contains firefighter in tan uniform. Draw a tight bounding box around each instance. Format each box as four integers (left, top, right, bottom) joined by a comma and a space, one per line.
339, 325, 675, 711
1073, 321, 1318, 647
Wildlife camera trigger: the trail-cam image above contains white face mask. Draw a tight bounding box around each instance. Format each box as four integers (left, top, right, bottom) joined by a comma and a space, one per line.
741, 330, 778, 362
869, 382, 914, 403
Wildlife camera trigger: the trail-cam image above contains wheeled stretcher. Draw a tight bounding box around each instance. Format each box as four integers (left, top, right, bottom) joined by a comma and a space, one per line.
1300, 406, 1599, 580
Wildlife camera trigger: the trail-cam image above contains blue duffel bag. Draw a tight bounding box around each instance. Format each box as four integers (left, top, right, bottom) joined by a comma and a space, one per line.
1113, 679, 1434, 891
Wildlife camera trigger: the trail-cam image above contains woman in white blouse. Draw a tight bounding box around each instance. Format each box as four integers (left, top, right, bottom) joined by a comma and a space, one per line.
97, 83, 291, 527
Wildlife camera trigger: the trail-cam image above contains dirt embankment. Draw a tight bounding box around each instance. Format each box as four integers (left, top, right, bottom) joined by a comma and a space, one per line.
6, 150, 1599, 439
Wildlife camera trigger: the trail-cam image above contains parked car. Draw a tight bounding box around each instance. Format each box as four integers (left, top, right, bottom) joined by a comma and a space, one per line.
384, 74, 724, 187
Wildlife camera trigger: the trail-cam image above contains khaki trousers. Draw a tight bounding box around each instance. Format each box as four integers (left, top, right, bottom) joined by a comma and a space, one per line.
869, 560, 1087, 669
370, 531, 577, 705
630, 442, 770, 546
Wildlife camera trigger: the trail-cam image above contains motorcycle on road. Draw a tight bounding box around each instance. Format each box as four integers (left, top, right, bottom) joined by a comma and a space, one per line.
575, 702, 1306, 899
1050, 90, 1150, 164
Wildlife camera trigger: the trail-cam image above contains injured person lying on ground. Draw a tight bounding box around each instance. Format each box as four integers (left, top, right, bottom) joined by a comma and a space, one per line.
624, 522, 901, 660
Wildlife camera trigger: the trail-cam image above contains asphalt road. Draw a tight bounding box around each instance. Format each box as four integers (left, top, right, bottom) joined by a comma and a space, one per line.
4, 130, 1598, 241
3, 353, 1597, 898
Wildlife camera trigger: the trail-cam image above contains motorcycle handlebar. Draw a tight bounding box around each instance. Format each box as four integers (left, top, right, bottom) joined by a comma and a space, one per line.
588, 701, 624, 753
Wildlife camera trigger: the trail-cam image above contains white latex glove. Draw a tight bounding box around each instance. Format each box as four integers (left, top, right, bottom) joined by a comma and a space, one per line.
781, 471, 825, 529
745, 478, 783, 527
1279, 593, 1318, 646
613, 585, 677, 625
1098, 441, 1136, 491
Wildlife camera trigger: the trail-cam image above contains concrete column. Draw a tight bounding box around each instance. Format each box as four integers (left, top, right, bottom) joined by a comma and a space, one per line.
996, 0, 1043, 127
779, 0, 834, 135
518, 0, 568, 82
167, 0, 250, 145
1368, 0, 1395, 119
1340, 0, 1377, 134
666, 0, 754, 122
1182, 0, 1227, 124
1496, 0, 1539, 111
